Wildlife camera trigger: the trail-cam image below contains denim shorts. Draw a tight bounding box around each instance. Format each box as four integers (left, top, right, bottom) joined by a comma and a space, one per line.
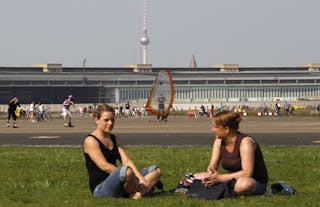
93, 165, 158, 197
254, 181, 267, 195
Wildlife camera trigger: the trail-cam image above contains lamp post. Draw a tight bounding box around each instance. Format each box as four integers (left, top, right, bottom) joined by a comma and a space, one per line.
82, 58, 87, 85
82, 58, 86, 73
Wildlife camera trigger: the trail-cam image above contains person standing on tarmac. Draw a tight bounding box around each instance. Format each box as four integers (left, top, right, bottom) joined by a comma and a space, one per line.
7, 97, 20, 128
157, 94, 166, 121
62, 95, 75, 127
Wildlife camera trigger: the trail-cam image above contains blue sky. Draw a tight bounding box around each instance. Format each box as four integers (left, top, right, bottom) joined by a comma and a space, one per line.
0, 0, 319, 67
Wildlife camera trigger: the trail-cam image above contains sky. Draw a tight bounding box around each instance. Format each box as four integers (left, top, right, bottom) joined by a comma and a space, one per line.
0, 0, 320, 68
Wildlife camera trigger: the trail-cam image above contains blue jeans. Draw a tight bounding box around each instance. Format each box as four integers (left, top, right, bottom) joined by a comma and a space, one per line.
93, 165, 158, 197
254, 181, 267, 195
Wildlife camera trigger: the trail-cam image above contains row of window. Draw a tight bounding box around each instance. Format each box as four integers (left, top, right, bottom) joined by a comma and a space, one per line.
118, 87, 320, 102
0, 79, 319, 86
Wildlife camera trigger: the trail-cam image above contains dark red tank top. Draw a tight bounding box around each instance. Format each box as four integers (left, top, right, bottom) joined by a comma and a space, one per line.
220, 133, 268, 184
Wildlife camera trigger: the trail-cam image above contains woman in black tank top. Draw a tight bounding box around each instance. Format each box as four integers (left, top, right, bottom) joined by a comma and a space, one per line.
83, 104, 162, 199
194, 110, 268, 196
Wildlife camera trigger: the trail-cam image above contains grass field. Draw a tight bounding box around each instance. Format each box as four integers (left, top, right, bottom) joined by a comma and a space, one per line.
0, 146, 319, 207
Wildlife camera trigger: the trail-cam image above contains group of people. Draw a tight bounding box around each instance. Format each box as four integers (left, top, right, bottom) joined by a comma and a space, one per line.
27, 101, 47, 122
83, 104, 268, 200
6, 97, 269, 200
78, 104, 97, 118
114, 102, 148, 118
273, 101, 295, 116
5, 95, 76, 128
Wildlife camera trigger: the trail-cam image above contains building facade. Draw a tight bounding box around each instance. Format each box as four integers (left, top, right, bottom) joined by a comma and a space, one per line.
0, 64, 319, 104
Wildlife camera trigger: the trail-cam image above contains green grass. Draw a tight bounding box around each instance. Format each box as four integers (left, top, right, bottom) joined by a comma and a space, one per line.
0, 146, 319, 207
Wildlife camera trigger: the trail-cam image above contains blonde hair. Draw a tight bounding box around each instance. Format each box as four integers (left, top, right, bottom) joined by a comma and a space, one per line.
213, 110, 241, 131
93, 104, 115, 119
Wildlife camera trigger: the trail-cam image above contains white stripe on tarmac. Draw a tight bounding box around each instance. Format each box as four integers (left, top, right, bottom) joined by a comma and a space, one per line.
29, 136, 60, 139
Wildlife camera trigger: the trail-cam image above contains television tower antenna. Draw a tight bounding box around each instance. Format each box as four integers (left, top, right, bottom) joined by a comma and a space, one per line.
140, 0, 150, 64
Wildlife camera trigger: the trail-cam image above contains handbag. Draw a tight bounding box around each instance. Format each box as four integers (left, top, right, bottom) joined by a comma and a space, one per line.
187, 179, 236, 200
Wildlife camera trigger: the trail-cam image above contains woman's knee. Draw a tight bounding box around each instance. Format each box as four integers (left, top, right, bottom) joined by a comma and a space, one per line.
234, 177, 256, 196
154, 167, 161, 176
149, 166, 162, 181
124, 166, 135, 180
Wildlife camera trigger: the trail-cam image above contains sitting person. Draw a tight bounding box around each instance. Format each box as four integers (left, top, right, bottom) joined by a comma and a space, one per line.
194, 110, 268, 196
83, 104, 161, 199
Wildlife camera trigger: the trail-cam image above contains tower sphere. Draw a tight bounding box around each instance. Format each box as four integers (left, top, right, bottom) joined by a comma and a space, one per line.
140, 36, 150, 45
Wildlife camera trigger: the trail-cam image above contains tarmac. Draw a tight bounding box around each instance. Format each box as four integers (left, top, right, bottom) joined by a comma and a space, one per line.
1, 115, 320, 147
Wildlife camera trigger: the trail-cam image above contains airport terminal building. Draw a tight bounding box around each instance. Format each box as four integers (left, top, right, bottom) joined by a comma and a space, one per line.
0, 63, 319, 105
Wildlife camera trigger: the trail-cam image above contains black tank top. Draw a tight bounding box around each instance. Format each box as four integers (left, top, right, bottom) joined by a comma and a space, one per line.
220, 133, 268, 184
84, 134, 121, 193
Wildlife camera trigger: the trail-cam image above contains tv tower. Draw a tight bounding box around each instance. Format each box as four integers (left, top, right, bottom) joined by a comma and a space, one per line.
140, 0, 150, 64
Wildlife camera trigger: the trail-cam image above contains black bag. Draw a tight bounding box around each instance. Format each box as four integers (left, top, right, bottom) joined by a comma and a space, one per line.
268, 181, 298, 195
187, 179, 236, 200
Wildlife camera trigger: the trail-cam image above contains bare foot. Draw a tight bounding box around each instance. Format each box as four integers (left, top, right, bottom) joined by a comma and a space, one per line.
131, 192, 142, 200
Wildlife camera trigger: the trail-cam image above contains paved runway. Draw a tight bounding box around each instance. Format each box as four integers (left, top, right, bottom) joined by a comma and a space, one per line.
1, 116, 320, 147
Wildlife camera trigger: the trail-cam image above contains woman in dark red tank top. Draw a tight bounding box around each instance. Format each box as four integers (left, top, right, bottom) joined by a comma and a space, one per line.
194, 110, 268, 196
